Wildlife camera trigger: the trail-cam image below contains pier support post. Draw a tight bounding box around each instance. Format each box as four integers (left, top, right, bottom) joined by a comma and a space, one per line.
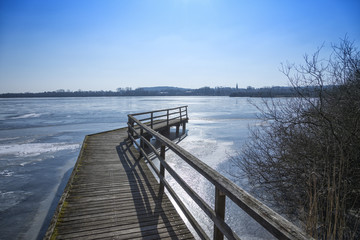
176, 125, 180, 137
213, 187, 226, 240
182, 122, 186, 133
159, 145, 166, 192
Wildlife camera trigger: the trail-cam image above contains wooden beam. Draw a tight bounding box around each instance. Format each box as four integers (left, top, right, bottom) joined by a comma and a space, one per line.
214, 187, 226, 240
160, 145, 166, 192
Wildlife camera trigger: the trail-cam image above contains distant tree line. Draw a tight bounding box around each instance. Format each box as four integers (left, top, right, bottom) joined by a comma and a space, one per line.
229, 85, 327, 97
230, 86, 296, 97
0, 86, 302, 98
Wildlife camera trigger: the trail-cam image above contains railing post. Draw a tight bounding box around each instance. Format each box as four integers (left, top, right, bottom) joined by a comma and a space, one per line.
214, 187, 226, 240
179, 107, 182, 121
159, 145, 166, 192
167, 110, 169, 126
127, 116, 130, 139
166, 109, 170, 134
140, 129, 144, 157
128, 116, 134, 143
151, 112, 153, 129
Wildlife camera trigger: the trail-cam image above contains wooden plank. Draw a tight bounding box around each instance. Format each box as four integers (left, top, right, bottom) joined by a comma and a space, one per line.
59, 201, 180, 220
57, 209, 181, 230
44, 127, 194, 240
56, 218, 188, 239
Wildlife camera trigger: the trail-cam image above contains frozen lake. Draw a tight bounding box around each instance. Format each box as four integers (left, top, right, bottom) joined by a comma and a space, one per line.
0, 96, 274, 239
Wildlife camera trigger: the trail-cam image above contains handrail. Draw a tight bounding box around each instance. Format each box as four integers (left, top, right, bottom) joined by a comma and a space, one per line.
128, 106, 187, 137
127, 106, 311, 240
130, 105, 188, 116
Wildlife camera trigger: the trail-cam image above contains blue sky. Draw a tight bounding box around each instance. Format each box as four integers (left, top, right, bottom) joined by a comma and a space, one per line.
0, 0, 359, 93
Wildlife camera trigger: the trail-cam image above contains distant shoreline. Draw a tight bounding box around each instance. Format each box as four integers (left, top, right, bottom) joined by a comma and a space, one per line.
0, 86, 301, 98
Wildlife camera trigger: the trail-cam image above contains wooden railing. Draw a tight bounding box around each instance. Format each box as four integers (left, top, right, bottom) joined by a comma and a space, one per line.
128, 106, 188, 140
127, 107, 311, 240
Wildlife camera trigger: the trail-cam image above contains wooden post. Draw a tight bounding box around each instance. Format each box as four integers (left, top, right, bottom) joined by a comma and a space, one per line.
213, 187, 226, 240
151, 112, 153, 129
160, 145, 166, 192
179, 107, 182, 121
140, 129, 144, 157
167, 110, 169, 126
128, 116, 134, 143
176, 124, 180, 136
183, 122, 186, 133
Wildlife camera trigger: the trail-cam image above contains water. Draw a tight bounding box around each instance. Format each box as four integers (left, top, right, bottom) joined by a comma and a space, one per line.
0, 96, 274, 239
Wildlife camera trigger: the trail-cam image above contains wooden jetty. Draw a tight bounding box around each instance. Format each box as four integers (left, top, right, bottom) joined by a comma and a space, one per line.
46, 106, 312, 240
44, 107, 191, 240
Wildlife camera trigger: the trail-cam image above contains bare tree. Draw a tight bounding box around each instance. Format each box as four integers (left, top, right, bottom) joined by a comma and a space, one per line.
234, 37, 360, 239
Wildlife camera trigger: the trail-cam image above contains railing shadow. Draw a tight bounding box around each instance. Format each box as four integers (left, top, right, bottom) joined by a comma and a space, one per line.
116, 135, 186, 239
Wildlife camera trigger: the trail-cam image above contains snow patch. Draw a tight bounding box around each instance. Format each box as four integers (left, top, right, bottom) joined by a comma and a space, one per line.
0, 142, 80, 157
0, 170, 14, 177
10, 113, 42, 119
0, 191, 32, 212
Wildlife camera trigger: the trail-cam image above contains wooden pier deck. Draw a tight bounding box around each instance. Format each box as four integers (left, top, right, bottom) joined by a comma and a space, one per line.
45, 127, 194, 240
46, 106, 310, 240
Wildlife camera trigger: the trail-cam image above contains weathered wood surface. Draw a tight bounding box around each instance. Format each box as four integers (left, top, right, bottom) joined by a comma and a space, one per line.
45, 127, 194, 240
